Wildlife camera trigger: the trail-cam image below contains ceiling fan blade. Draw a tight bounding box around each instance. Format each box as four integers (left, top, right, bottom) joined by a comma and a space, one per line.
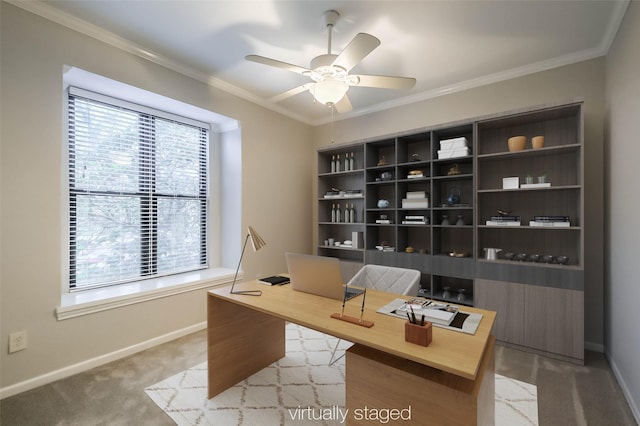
352, 74, 416, 90
245, 55, 310, 75
332, 33, 380, 72
268, 83, 313, 103
334, 94, 353, 113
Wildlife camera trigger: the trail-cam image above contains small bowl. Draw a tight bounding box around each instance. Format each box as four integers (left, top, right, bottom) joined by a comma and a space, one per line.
542, 254, 555, 263
555, 256, 569, 264
528, 254, 541, 262
508, 136, 526, 152
515, 253, 528, 261
503, 252, 515, 260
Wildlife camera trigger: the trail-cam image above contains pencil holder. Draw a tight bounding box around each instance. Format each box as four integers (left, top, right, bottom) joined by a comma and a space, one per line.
405, 321, 432, 347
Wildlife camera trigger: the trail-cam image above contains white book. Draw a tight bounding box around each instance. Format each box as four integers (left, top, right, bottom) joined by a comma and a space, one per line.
521, 183, 551, 188
398, 301, 458, 326
402, 199, 429, 208
529, 221, 571, 227
437, 147, 470, 159
351, 231, 363, 249
440, 137, 468, 150
406, 191, 426, 199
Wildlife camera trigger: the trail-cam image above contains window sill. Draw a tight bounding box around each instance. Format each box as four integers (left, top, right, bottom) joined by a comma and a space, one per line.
56, 268, 237, 320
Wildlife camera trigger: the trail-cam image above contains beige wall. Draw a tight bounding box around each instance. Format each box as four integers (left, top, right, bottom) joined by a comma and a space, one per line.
312, 58, 606, 349
0, 3, 313, 390
5, 1, 634, 411
605, 1, 640, 419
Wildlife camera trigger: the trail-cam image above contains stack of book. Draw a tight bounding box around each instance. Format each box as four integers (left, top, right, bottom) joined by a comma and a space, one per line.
375, 218, 392, 224
402, 215, 428, 225
529, 215, 570, 227
323, 189, 362, 198
521, 182, 551, 189
437, 137, 470, 159
407, 170, 424, 179
375, 245, 396, 252
486, 215, 521, 226
402, 191, 429, 208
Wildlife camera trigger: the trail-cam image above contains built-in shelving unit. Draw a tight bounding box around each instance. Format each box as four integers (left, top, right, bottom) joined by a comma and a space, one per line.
317, 100, 585, 363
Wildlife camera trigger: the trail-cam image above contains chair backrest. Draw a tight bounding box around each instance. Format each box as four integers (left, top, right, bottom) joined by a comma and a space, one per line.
347, 264, 420, 296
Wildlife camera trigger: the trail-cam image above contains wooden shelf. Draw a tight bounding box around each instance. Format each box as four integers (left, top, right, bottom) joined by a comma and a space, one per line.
477, 185, 580, 193
476, 143, 581, 160
317, 100, 584, 362
478, 225, 581, 230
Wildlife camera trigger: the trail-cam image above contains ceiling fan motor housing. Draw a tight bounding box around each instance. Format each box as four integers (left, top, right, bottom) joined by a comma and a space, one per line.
310, 54, 344, 77
324, 10, 340, 28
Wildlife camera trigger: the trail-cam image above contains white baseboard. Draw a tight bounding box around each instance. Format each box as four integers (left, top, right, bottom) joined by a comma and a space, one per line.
0, 321, 207, 400
606, 350, 640, 425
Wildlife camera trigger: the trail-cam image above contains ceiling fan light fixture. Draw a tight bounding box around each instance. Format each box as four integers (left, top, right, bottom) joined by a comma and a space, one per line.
245, 9, 414, 113
312, 78, 349, 105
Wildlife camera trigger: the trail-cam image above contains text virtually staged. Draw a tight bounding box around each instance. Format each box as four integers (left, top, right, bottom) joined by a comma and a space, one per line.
287, 405, 412, 424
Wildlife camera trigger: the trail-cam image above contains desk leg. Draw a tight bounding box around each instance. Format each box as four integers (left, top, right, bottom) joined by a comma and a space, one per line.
207, 294, 285, 398
345, 336, 496, 425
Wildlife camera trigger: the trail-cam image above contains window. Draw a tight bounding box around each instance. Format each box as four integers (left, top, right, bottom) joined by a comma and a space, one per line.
67, 87, 209, 290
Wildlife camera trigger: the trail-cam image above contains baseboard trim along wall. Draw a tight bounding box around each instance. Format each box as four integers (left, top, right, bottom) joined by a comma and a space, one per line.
0, 321, 207, 400
606, 350, 640, 425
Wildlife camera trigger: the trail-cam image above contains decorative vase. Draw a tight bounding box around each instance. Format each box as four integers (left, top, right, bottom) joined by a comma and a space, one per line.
442, 286, 451, 299
532, 136, 545, 149
457, 288, 466, 302
377, 199, 389, 208
508, 136, 526, 151
447, 187, 461, 205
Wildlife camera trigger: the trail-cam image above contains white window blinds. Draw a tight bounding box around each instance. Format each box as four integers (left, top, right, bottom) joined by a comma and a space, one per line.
67, 88, 209, 290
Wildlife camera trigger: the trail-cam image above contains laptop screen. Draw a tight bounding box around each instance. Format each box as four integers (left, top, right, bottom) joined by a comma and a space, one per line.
285, 253, 346, 300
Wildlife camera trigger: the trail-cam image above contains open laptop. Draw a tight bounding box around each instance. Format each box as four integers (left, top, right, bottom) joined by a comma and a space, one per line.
285, 253, 364, 300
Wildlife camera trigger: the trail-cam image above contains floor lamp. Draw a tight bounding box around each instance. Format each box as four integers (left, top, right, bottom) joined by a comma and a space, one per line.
230, 226, 265, 296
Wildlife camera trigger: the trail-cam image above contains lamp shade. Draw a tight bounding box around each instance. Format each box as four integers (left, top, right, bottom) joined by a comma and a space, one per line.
248, 226, 266, 251
312, 79, 349, 105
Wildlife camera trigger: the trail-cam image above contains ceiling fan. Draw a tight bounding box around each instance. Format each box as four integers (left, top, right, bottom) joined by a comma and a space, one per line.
245, 10, 416, 113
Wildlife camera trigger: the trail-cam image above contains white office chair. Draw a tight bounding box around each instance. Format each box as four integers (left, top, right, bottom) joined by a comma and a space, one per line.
329, 264, 421, 365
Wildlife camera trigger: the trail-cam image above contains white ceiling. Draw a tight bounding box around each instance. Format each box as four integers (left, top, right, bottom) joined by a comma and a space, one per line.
17, 1, 629, 125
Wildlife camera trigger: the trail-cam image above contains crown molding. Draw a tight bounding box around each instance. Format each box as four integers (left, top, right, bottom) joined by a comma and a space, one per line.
6, 0, 314, 125
599, 0, 630, 54
312, 43, 609, 126
8, 0, 628, 128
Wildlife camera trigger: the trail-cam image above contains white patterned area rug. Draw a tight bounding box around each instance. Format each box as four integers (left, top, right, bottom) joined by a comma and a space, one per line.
145, 324, 538, 425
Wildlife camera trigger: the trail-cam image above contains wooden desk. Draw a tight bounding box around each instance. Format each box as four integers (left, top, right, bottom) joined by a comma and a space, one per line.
208, 280, 496, 425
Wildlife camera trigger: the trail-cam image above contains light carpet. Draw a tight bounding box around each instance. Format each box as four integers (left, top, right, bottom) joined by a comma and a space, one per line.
146, 324, 538, 425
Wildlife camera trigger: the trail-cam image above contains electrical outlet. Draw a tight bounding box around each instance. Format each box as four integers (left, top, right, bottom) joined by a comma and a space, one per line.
9, 330, 27, 353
